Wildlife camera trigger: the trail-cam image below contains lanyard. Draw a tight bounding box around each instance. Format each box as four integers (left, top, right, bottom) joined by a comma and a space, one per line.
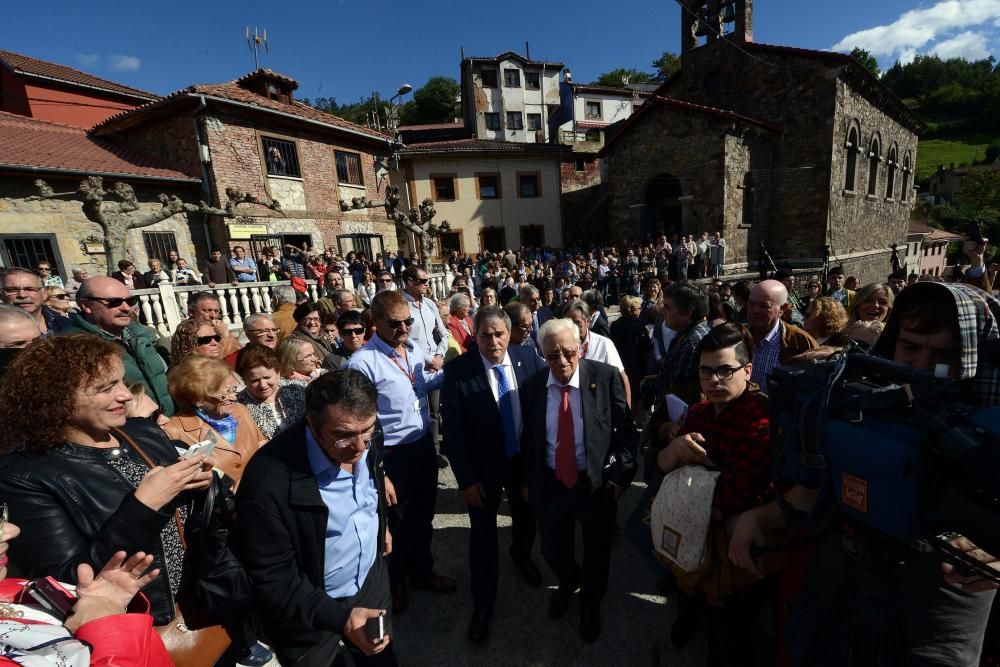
388, 348, 415, 386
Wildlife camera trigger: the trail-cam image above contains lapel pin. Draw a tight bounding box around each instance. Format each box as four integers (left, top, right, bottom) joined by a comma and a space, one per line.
590, 383, 596, 390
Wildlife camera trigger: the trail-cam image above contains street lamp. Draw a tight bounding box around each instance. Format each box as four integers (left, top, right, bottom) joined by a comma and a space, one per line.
386, 83, 412, 136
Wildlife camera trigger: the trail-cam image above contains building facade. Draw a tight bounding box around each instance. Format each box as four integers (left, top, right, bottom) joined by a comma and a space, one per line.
460, 51, 563, 144
599, 0, 924, 283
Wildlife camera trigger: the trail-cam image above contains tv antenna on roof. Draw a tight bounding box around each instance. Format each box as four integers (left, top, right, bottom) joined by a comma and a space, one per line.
246, 27, 269, 70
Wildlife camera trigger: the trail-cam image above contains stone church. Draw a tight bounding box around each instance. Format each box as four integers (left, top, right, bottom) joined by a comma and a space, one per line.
600, 0, 924, 281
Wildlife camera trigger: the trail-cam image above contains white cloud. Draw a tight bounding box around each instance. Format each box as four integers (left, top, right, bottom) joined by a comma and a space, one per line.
832, 0, 1000, 63
929, 30, 992, 59
107, 55, 141, 72
76, 53, 100, 68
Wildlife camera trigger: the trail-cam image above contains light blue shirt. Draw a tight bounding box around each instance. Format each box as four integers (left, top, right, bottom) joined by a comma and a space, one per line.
347, 335, 444, 447
305, 427, 379, 598
230, 257, 258, 282
403, 292, 449, 358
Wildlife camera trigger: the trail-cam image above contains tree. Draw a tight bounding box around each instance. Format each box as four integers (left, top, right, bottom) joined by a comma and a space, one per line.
400, 77, 460, 125
652, 52, 681, 80
26, 177, 282, 270
593, 68, 653, 88
850, 47, 881, 78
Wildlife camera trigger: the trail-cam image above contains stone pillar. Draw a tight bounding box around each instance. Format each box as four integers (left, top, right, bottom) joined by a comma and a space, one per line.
680, 0, 700, 56
736, 0, 753, 43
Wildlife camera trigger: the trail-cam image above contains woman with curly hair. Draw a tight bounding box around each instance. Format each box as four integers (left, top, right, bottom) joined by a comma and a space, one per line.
0, 334, 214, 629
163, 355, 265, 486
235, 343, 306, 440
844, 282, 895, 347
803, 296, 850, 346
170, 317, 227, 363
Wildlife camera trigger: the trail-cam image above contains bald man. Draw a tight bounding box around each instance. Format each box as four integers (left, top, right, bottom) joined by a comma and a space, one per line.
60, 276, 175, 415
745, 279, 817, 387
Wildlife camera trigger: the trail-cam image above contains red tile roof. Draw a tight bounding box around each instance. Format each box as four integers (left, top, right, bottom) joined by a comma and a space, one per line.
400, 138, 563, 155
0, 111, 199, 182
0, 50, 158, 101
92, 71, 391, 144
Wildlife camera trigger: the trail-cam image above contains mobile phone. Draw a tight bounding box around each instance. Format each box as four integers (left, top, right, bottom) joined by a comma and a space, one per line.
183, 437, 216, 460
24, 577, 77, 621
364, 611, 391, 643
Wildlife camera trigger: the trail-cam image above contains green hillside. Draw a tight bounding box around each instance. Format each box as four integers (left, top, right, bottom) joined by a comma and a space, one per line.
915, 135, 993, 181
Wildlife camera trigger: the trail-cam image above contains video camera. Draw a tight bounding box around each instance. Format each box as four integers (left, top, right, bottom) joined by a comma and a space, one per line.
768, 352, 1000, 582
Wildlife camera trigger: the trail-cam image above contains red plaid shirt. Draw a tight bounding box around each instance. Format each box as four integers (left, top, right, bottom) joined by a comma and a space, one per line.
678, 388, 774, 519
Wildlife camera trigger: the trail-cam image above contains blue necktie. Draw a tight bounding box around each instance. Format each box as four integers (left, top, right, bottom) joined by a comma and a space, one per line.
493, 365, 518, 457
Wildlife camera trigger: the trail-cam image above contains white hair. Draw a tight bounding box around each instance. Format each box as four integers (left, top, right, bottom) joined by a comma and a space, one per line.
273, 285, 296, 305
538, 318, 580, 348
448, 292, 470, 312
0, 303, 37, 326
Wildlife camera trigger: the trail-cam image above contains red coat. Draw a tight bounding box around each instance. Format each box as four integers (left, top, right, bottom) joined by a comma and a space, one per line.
447, 314, 475, 351
0, 579, 173, 666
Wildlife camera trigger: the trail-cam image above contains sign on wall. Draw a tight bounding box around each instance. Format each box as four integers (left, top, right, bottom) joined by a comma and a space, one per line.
228, 223, 269, 240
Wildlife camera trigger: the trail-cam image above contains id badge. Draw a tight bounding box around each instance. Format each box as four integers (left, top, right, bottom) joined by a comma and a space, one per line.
414, 396, 427, 413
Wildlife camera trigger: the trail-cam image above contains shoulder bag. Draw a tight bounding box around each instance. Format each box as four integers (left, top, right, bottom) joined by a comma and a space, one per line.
649, 464, 720, 572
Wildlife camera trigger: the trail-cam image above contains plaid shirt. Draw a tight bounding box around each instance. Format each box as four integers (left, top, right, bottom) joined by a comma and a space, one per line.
678, 388, 773, 518
750, 320, 782, 388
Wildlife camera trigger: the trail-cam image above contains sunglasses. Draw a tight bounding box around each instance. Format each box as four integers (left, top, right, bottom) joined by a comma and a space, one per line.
410, 278, 429, 285
196, 334, 223, 345
379, 278, 394, 283
49, 294, 70, 300
85, 295, 140, 308
341, 327, 365, 336
386, 317, 414, 329
544, 348, 578, 361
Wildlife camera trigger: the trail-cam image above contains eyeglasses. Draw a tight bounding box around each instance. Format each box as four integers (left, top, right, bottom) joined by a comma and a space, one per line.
544, 348, 578, 361
386, 317, 414, 329
411, 278, 429, 285
301, 317, 321, 325
247, 327, 280, 336
513, 321, 532, 331
378, 278, 394, 283
207, 386, 238, 400
697, 364, 748, 381
328, 425, 381, 450
2, 286, 40, 295
297, 352, 320, 362
196, 334, 223, 345
83, 295, 139, 308
341, 327, 365, 336
49, 294, 70, 300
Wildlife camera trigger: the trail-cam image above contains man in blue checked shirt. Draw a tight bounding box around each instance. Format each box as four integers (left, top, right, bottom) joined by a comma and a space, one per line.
347, 290, 456, 614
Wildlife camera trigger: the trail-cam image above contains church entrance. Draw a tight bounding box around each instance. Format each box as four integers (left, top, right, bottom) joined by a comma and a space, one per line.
642, 173, 684, 239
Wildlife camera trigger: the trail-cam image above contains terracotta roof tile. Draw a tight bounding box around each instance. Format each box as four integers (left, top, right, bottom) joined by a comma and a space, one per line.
400, 138, 563, 155
0, 50, 158, 101
93, 72, 391, 143
0, 110, 199, 181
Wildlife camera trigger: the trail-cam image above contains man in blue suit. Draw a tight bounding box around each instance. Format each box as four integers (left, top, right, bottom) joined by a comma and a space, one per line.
442, 305, 545, 642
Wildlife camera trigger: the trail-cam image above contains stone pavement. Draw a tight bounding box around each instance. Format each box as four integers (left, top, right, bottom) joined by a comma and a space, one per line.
390, 463, 707, 667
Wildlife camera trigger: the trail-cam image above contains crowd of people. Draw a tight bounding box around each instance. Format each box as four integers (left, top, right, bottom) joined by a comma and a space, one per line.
0, 231, 996, 667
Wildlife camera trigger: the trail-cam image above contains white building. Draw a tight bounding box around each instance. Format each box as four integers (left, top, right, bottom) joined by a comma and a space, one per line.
460, 51, 563, 144
552, 76, 654, 150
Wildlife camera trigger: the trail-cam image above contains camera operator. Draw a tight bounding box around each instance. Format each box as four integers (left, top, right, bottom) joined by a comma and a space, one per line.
729, 280, 1000, 666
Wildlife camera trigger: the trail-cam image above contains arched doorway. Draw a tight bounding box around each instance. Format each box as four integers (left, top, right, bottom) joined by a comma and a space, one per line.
642, 173, 684, 239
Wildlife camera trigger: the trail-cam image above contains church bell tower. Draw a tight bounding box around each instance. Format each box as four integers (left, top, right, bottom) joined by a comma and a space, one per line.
680, 0, 753, 56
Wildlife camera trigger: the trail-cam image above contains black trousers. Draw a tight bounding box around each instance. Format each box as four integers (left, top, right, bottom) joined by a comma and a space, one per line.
278, 557, 397, 667
536, 469, 617, 608
467, 454, 536, 612
381, 435, 437, 586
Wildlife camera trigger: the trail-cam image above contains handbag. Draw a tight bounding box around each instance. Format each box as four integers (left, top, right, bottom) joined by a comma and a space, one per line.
113, 428, 232, 666
649, 464, 720, 572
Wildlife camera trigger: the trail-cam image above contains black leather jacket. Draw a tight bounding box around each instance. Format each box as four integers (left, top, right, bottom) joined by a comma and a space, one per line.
0, 418, 188, 624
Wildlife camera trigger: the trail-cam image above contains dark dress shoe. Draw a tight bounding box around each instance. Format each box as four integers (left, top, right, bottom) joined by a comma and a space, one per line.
580, 607, 602, 644
467, 608, 491, 642
547, 584, 578, 619
391, 582, 408, 614
410, 572, 458, 593
511, 555, 542, 588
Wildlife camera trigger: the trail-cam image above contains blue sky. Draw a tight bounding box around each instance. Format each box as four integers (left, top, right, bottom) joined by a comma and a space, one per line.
2, 0, 997, 104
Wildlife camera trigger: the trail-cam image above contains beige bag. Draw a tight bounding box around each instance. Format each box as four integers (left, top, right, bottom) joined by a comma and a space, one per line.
650, 465, 720, 572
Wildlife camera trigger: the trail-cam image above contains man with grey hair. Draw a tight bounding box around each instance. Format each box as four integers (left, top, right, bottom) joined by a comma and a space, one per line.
504, 302, 541, 358
520, 318, 638, 643
0, 303, 41, 349
64, 267, 89, 294
562, 299, 630, 407
271, 284, 298, 340
441, 305, 545, 641
518, 284, 544, 342
243, 313, 280, 349
1, 268, 50, 337
446, 293, 474, 352
746, 279, 816, 387
581, 289, 610, 338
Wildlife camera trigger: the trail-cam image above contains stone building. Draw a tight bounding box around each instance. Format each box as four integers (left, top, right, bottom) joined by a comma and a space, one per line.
599, 0, 924, 282
92, 68, 399, 263
0, 110, 201, 278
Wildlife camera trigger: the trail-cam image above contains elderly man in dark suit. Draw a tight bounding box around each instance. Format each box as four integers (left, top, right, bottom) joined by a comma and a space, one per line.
235, 370, 397, 666
442, 305, 545, 642
520, 317, 638, 643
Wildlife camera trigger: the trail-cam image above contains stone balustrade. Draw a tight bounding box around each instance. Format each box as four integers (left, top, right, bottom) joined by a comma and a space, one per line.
124, 267, 455, 336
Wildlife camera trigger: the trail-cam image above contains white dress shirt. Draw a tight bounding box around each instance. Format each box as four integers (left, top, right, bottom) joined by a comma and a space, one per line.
481, 351, 523, 441
545, 365, 585, 470
580, 332, 625, 372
